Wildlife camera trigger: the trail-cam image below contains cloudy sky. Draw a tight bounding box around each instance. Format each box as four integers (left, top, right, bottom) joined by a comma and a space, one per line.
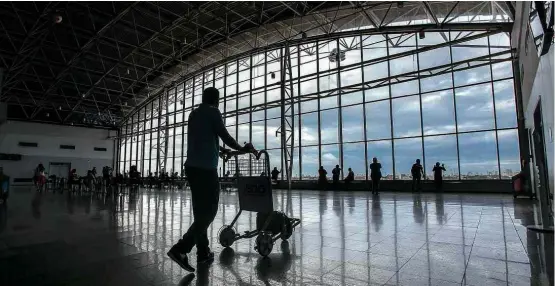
121, 31, 519, 180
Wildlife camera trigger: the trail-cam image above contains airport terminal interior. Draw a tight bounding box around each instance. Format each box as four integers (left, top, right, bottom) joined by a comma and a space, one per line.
0, 1, 553, 285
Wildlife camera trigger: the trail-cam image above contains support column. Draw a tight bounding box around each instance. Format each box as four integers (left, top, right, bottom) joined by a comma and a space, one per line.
279, 45, 295, 191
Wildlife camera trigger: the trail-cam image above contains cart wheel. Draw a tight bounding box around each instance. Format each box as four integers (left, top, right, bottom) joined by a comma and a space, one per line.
281, 219, 293, 240
218, 226, 236, 247
255, 233, 273, 257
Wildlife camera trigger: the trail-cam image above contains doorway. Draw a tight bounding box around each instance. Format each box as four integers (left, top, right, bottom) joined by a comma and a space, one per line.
49, 162, 71, 180
532, 101, 553, 226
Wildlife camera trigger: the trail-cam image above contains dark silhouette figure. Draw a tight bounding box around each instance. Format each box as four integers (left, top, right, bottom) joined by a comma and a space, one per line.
370, 157, 382, 194
168, 87, 256, 273
332, 165, 341, 186
318, 166, 328, 190
344, 168, 354, 190
432, 162, 446, 191
102, 166, 112, 187
411, 159, 424, 192
271, 167, 280, 183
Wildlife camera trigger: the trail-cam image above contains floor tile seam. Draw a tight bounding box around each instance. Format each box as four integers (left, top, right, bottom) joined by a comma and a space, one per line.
503, 205, 529, 255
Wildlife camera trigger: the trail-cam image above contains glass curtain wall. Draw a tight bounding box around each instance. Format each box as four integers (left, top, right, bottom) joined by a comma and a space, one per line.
118, 29, 519, 180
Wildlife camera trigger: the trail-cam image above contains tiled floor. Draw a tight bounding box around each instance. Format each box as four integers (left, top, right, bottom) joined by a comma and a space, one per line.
0, 186, 552, 286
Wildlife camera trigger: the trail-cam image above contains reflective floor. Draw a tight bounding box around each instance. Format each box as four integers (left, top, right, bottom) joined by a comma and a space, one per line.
0, 187, 552, 286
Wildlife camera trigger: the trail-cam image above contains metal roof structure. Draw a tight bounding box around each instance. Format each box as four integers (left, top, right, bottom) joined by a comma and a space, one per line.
0, 1, 514, 129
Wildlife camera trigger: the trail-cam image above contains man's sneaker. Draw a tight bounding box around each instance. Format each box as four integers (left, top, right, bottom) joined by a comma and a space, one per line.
197, 251, 214, 265
167, 247, 195, 272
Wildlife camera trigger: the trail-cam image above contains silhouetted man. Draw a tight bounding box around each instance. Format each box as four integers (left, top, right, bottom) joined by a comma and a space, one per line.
271, 167, 280, 183
432, 162, 446, 191
411, 159, 424, 192
167, 87, 255, 272
332, 165, 341, 186
370, 157, 382, 195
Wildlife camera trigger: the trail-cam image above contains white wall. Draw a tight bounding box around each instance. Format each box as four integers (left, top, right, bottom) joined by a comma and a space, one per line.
0, 121, 116, 184
525, 48, 554, 197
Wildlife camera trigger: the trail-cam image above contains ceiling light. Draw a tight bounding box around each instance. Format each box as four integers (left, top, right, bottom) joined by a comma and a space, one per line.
46, 113, 50, 117
301, 31, 307, 39
58, 106, 62, 110
82, 94, 85, 98
270, 72, 276, 79
419, 30, 426, 39
126, 68, 130, 74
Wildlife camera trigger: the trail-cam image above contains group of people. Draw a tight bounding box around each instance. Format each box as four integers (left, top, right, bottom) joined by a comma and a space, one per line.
31, 164, 118, 193
315, 158, 447, 194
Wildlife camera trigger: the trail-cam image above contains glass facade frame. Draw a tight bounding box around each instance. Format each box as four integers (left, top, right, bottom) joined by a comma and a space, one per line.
117, 28, 520, 181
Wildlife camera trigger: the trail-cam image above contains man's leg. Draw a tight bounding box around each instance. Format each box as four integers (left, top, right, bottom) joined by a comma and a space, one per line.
194, 169, 220, 258
168, 167, 205, 271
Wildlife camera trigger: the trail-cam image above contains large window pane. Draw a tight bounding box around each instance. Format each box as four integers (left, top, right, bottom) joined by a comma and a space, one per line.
301, 146, 319, 180
422, 90, 456, 135
418, 46, 450, 70
424, 135, 459, 180
320, 108, 339, 144
451, 36, 489, 62
367, 140, 393, 179
251, 120, 265, 149
343, 142, 366, 180
266, 149, 282, 178
266, 119, 281, 149
420, 73, 452, 93
491, 61, 513, 80
342, 105, 364, 142
494, 79, 517, 128
342, 91, 363, 106
366, 100, 391, 140
454, 65, 491, 87
455, 83, 495, 132
321, 144, 340, 177
391, 80, 419, 98
394, 137, 422, 180
365, 86, 389, 102
459, 131, 499, 179
341, 67, 362, 87
301, 112, 319, 146
363, 61, 388, 83
498, 129, 520, 179
392, 95, 422, 138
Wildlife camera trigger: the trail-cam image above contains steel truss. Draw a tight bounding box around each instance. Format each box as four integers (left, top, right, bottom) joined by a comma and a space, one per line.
0, 2, 513, 128
277, 44, 295, 191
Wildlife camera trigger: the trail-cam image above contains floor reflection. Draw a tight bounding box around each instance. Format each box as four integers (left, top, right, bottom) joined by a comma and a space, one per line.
0, 186, 552, 285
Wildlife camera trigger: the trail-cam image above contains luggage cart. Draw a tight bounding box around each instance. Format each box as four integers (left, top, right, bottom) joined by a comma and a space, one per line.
218, 150, 301, 257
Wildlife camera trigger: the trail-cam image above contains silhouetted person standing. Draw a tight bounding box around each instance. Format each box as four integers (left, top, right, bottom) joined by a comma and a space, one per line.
332, 165, 341, 186
168, 87, 255, 272
318, 166, 328, 190
370, 157, 382, 195
432, 162, 446, 191
411, 159, 424, 192
271, 167, 280, 183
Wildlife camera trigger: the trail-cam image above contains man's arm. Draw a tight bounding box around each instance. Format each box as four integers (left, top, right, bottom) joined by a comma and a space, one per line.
213, 109, 244, 151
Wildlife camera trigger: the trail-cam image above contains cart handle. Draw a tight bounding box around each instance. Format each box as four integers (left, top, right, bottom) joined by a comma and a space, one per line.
219, 149, 271, 177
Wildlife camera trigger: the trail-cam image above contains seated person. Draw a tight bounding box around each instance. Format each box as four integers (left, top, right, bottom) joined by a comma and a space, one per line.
271, 167, 280, 182
344, 168, 354, 183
